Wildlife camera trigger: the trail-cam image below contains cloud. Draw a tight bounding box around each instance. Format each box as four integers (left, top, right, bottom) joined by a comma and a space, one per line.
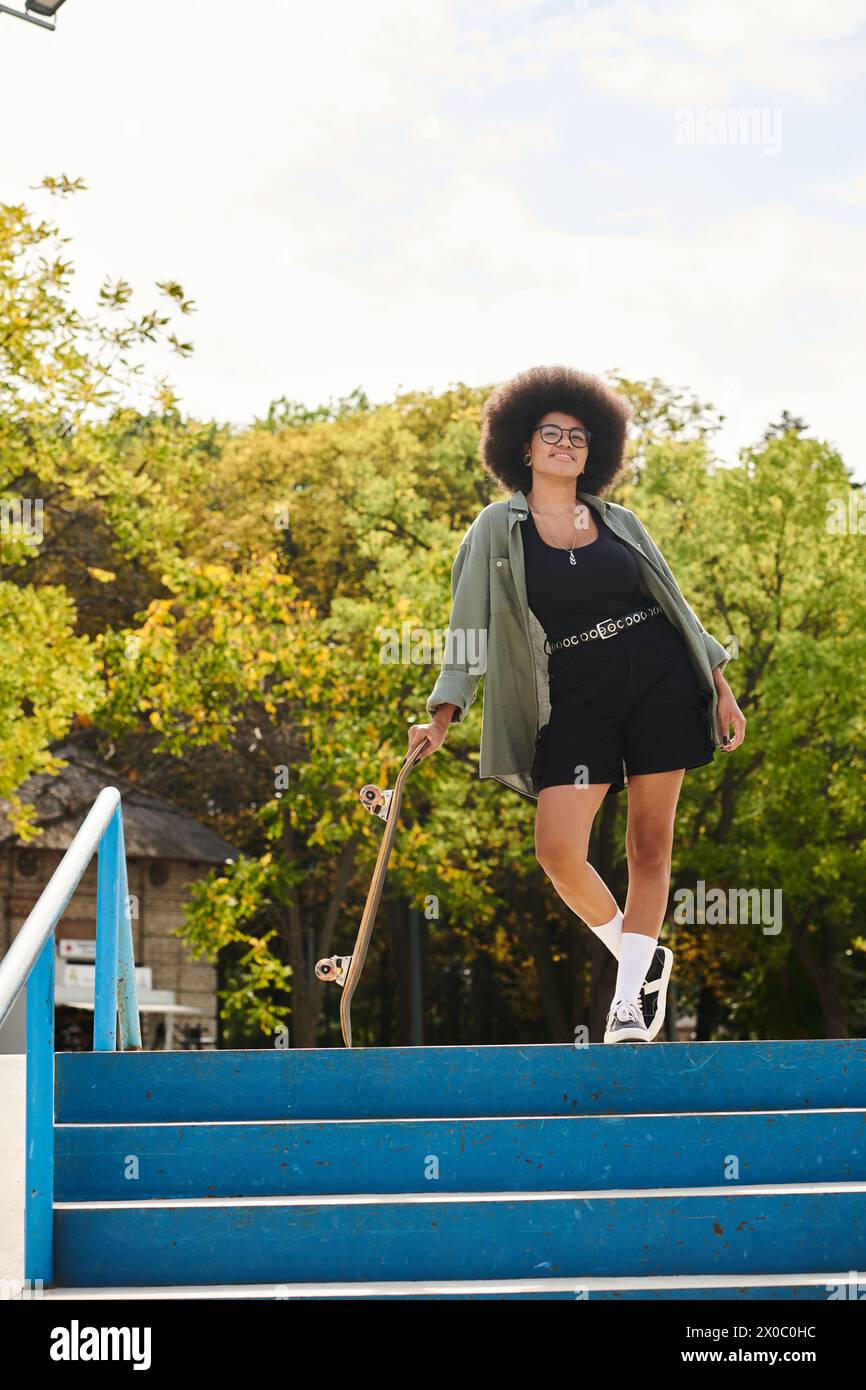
518, 0, 866, 106
0, 0, 862, 475
808, 169, 866, 207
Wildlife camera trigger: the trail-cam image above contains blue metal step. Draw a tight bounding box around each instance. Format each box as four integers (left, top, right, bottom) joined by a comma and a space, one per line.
55, 1108, 866, 1200
37, 1272, 855, 1301
55, 1040, 866, 1123
53, 1183, 866, 1287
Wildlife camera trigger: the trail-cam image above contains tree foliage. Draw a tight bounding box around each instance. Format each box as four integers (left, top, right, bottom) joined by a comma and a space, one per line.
2, 185, 863, 1042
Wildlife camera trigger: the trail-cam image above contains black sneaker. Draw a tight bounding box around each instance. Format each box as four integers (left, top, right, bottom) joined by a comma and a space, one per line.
603, 997, 650, 1044
640, 946, 673, 1042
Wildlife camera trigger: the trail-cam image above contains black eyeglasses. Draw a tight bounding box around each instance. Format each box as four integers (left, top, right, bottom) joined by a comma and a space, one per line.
534, 423, 592, 449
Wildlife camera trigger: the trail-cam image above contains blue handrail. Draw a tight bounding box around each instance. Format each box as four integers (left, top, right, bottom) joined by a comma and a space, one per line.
0, 787, 141, 1284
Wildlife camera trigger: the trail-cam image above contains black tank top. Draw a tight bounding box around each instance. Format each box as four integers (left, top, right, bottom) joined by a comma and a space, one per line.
522, 505, 653, 640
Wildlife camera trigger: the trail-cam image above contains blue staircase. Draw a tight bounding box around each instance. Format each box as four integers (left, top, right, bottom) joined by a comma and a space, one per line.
2, 788, 863, 1300
45, 1038, 866, 1300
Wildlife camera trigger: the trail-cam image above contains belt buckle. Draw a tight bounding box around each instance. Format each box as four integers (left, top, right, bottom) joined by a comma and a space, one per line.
597, 617, 617, 640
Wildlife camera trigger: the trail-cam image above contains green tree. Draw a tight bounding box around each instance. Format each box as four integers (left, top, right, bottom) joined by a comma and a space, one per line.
0, 179, 199, 829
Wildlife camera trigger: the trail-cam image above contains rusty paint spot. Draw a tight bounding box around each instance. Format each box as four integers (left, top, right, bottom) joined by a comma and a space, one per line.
713, 1220, 724, 1235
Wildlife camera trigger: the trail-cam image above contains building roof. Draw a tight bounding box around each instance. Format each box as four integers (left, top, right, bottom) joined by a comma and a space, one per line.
0, 743, 238, 863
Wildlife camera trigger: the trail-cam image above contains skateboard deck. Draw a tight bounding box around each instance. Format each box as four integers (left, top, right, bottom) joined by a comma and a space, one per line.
315, 735, 430, 1046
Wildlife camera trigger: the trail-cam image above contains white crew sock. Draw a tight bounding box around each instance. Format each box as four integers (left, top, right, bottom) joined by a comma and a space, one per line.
614, 931, 658, 1004
587, 907, 623, 959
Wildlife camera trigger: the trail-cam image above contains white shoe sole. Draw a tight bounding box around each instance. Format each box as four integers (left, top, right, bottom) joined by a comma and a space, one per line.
603, 1000, 651, 1044
603, 1026, 650, 1043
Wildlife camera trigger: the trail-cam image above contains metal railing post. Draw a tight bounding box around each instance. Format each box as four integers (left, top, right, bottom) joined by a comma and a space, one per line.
94, 807, 122, 1051
24, 935, 54, 1284
115, 812, 142, 1050
0, 786, 144, 1291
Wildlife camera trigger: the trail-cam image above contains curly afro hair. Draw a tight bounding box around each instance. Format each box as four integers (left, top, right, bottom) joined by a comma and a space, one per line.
479, 365, 632, 498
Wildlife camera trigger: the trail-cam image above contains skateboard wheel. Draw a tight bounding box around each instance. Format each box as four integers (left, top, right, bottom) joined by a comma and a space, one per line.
360, 783, 392, 821
315, 955, 351, 986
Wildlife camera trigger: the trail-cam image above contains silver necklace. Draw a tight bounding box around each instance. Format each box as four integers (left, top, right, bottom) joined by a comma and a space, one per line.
529, 503, 582, 565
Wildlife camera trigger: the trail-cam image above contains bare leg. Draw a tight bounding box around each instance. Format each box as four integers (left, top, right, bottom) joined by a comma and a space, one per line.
622, 768, 685, 940
534, 782, 616, 925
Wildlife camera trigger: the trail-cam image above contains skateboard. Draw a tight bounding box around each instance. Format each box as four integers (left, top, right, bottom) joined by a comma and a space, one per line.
315, 735, 430, 1046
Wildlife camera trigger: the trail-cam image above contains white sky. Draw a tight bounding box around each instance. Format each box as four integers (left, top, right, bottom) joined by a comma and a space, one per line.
2, 0, 865, 474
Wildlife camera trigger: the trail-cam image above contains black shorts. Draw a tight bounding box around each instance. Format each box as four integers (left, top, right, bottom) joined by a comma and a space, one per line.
531, 612, 715, 798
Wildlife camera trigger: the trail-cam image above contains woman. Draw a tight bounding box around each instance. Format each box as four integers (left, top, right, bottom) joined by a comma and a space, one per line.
409, 365, 746, 1045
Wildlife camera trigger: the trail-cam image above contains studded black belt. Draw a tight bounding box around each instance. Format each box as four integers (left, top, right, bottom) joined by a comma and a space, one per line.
543, 604, 664, 655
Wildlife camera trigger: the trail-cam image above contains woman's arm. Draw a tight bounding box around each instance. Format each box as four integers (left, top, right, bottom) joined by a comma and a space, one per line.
424, 522, 491, 725
409, 520, 491, 761
632, 514, 746, 748
634, 519, 731, 676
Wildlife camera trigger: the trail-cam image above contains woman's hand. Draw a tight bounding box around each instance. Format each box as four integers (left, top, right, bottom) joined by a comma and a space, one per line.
714, 679, 746, 752
407, 719, 449, 761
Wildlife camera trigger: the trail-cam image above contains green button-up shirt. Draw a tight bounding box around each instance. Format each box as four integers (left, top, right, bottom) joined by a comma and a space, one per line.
425, 488, 731, 801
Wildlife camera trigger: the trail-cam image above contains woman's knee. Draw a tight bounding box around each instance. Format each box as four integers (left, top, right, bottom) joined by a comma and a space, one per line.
625, 827, 673, 871
535, 837, 591, 881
